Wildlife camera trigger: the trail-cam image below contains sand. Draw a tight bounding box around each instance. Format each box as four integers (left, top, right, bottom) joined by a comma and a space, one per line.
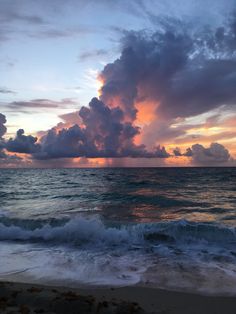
0, 281, 236, 314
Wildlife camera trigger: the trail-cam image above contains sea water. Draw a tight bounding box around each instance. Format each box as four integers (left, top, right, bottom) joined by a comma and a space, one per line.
0, 167, 236, 295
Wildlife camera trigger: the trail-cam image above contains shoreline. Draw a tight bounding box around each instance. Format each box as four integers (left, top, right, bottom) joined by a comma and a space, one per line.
1, 281, 236, 313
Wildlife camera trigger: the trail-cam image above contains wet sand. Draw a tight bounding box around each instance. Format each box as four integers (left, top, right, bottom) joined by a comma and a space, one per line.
1, 281, 236, 313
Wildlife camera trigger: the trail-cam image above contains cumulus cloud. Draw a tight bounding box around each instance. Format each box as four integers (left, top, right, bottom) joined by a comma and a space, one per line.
190, 143, 231, 165
173, 143, 231, 164
1, 111, 233, 167
0, 113, 8, 160
6, 129, 41, 154
1, 10, 236, 165
173, 147, 182, 157
99, 29, 192, 120
98, 17, 236, 148
154, 145, 170, 158
37, 97, 148, 159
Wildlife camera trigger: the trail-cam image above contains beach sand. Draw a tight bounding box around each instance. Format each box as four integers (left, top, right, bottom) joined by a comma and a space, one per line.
1, 281, 236, 314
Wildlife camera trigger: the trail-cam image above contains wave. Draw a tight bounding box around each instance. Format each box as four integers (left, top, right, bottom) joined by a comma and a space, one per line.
1, 216, 236, 295
0, 216, 236, 248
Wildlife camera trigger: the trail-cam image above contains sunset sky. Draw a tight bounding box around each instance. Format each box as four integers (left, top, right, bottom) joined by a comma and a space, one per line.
0, 0, 236, 167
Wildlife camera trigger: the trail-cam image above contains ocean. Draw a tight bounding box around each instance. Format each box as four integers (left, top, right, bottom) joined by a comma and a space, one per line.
0, 167, 236, 295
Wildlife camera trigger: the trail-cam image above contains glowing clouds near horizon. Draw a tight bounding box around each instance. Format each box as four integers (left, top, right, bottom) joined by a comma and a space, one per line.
1, 13, 236, 166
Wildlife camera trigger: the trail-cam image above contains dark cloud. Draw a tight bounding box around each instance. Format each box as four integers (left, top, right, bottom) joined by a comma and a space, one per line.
100, 23, 236, 123
95, 16, 236, 150
190, 143, 231, 165
37, 97, 149, 159
154, 145, 170, 158
33, 97, 174, 159
161, 59, 236, 119
173, 147, 182, 157
0, 113, 7, 138
6, 129, 41, 154
184, 148, 193, 157
79, 49, 108, 61
1, 109, 233, 166
174, 143, 231, 164
1, 9, 236, 164
99, 29, 193, 121
0, 113, 7, 160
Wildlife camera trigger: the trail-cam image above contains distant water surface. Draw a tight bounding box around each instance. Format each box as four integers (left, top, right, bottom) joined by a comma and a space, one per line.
0, 168, 236, 295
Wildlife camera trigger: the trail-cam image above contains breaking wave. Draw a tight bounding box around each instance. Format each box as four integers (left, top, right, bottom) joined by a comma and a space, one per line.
0, 216, 235, 248
1, 215, 236, 295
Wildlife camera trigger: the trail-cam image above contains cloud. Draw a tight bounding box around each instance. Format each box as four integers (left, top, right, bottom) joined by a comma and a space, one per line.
0, 87, 16, 94
1, 111, 233, 167
1, 98, 171, 160
99, 29, 193, 121
37, 97, 149, 159
0, 1, 46, 44
161, 59, 236, 119
94, 15, 236, 150
154, 145, 170, 158
79, 49, 108, 61
0, 113, 7, 160
58, 111, 82, 126
100, 22, 236, 122
0, 1, 98, 43
28, 26, 99, 40
0, 153, 24, 168
0, 113, 7, 138
173, 147, 182, 157
173, 143, 232, 164
190, 143, 231, 165
0, 5, 44, 26
8, 98, 77, 110
1, 9, 236, 165
0, 12, 44, 25
6, 129, 41, 154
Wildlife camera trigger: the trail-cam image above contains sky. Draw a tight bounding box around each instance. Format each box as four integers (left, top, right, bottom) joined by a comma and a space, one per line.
0, 0, 236, 167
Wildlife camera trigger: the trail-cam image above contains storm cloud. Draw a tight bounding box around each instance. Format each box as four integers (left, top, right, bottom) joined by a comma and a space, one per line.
37, 97, 149, 159
97, 16, 236, 152
100, 19, 236, 122
1, 11, 236, 164
6, 129, 41, 154
99, 29, 192, 120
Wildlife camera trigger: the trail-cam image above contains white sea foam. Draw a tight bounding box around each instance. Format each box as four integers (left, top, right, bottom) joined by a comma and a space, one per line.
0, 216, 236, 246
1, 216, 236, 295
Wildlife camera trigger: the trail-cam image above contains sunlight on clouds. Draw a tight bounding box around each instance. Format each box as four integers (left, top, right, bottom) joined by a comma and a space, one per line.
83, 68, 102, 97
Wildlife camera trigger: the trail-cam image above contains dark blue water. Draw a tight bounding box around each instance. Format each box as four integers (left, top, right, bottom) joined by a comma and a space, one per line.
0, 168, 236, 294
